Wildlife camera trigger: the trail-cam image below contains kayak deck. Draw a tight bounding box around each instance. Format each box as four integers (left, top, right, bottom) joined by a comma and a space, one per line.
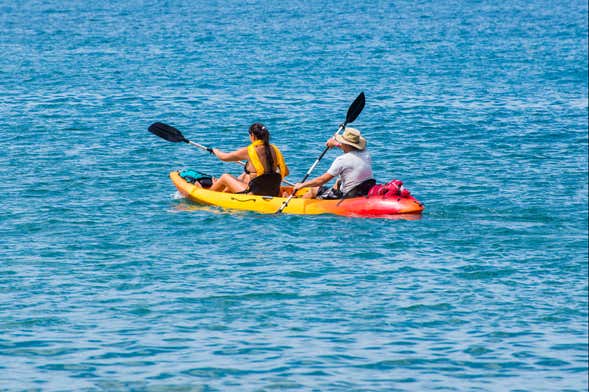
170, 171, 424, 217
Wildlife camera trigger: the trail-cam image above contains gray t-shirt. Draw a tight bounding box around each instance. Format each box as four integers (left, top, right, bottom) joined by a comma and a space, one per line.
327, 149, 374, 194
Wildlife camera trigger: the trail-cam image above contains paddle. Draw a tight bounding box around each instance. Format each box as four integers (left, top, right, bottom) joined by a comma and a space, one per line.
148, 122, 216, 153
148, 122, 295, 186
276, 92, 366, 214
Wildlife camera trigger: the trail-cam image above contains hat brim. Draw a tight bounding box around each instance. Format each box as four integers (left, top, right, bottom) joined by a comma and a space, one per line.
335, 134, 366, 150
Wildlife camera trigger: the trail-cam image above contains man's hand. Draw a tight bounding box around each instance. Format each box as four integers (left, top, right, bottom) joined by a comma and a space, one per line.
325, 138, 341, 148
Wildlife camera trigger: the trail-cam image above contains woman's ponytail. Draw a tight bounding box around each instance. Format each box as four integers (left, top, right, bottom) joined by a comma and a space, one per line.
249, 123, 274, 172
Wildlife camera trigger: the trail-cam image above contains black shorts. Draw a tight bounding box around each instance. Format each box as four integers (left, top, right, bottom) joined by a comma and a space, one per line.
317, 179, 376, 200
316, 186, 343, 200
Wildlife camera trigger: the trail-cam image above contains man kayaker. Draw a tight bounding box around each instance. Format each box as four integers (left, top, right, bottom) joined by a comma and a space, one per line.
195, 123, 289, 196
293, 127, 375, 199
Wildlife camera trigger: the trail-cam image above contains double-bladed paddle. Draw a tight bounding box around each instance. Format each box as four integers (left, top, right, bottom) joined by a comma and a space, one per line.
276, 92, 366, 214
148, 122, 294, 186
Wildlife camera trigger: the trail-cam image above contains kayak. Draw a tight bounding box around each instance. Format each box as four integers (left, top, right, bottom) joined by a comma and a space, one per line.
170, 171, 424, 217
171, 171, 424, 217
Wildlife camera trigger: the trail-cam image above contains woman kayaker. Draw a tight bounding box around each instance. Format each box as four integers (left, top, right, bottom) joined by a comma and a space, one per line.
197, 123, 289, 196
293, 127, 375, 199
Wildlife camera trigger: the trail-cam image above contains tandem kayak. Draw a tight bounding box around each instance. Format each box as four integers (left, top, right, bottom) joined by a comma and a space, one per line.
170, 171, 424, 217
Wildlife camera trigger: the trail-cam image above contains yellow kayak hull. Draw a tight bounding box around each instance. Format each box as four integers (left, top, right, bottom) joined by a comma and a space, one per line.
170, 171, 424, 217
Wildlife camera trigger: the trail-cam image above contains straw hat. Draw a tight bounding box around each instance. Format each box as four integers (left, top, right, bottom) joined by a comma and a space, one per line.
335, 127, 366, 150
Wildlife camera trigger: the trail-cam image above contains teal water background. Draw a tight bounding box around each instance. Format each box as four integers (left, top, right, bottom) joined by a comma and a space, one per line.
1, 1, 588, 390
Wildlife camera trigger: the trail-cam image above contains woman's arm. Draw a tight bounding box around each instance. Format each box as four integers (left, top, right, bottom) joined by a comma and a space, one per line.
212, 147, 249, 162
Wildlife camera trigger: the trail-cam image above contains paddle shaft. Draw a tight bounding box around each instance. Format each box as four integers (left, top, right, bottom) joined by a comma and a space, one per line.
275, 92, 365, 214
298, 123, 344, 184
186, 139, 214, 152
276, 123, 345, 212
185, 138, 246, 167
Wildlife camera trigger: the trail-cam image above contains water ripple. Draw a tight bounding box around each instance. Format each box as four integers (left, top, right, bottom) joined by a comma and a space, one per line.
1, 0, 587, 390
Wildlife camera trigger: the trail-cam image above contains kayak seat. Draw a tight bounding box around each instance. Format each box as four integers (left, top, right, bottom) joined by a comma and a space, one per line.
247, 172, 282, 196
344, 179, 376, 198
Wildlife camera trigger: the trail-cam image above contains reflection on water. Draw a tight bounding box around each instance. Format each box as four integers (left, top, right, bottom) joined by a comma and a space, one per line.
375, 213, 423, 221
172, 199, 219, 214
172, 197, 423, 220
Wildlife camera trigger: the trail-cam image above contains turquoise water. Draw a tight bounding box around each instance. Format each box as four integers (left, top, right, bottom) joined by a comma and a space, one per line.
1, 0, 588, 390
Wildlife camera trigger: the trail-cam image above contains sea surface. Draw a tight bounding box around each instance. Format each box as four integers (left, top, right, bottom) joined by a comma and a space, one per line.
1, 1, 587, 391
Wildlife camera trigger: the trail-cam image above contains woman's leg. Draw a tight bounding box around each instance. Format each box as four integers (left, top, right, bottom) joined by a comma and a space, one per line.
209, 173, 248, 193
237, 173, 250, 183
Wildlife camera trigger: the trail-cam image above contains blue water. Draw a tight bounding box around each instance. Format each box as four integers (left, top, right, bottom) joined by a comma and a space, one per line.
1, 0, 587, 390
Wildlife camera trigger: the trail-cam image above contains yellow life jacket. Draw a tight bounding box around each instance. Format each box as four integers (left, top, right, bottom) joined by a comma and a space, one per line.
246, 140, 288, 178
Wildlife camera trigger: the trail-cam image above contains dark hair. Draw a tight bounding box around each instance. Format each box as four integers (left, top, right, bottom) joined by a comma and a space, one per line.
249, 123, 274, 171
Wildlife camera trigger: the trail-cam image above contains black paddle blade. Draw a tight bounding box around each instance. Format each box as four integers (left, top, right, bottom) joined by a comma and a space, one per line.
148, 122, 188, 143
345, 92, 365, 125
